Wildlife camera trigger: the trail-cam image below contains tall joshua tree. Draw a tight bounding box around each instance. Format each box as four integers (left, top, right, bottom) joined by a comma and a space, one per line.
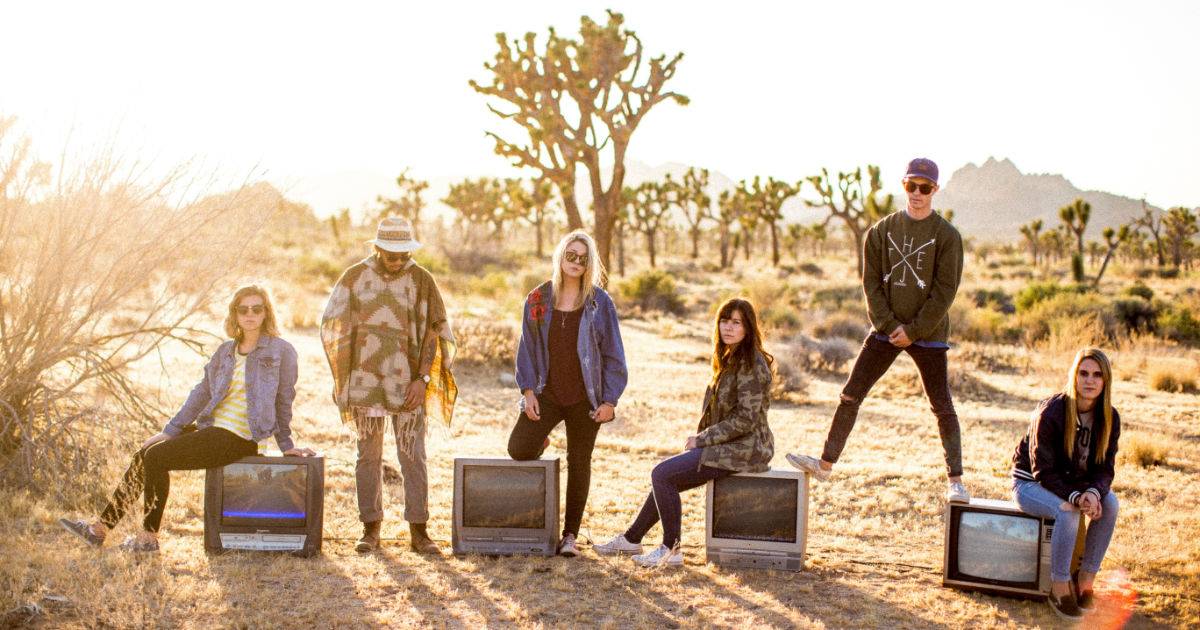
743, 176, 800, 267
630, 180, 673, 268
506, 177, 557, 257
470, 11, 687, 268
1163, 206, 1199, 269
806, 165, 893, 274
1093, 225, 1130, 287
1133, 198, 1166, 267
1019, 219, 1044, 266
1059, 198, 1091, 282
716, 188, 746, 269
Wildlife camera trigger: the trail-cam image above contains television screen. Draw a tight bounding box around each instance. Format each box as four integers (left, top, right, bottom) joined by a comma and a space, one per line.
461, 465, 546, 529
956, 511, 1040, 584
712, 475, 798, 543
221, 463, 308, 527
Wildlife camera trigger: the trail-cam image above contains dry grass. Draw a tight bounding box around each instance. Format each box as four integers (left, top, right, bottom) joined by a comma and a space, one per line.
2, 257, 1199, 629
1149, 366, 1199, 394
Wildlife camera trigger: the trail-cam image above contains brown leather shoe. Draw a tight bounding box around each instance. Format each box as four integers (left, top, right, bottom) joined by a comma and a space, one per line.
409, 522, 440, 554
356, 521, 382, 553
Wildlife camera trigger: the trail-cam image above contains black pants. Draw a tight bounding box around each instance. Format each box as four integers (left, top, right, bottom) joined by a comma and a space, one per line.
100, 427, 257, 532
822, 334, 963, 477
507, 396, 601, 537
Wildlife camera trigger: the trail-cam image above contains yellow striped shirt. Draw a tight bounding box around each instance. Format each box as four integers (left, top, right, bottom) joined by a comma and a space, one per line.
212, 352, 253, 441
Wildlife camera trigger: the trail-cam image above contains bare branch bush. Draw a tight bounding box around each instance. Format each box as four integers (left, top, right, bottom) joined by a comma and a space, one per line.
0, 116, 265, 498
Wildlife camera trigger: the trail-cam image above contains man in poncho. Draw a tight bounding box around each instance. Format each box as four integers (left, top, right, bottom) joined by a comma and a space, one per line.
321, 216, 456, 553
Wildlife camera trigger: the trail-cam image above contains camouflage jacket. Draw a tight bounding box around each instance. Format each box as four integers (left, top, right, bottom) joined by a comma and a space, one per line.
694, 351, 774, 472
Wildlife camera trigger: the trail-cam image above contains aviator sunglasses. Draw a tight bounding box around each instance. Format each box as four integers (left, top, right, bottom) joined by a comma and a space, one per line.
236, 304, 265, 315
904, 180, 935, 195
563, 251, 589, 265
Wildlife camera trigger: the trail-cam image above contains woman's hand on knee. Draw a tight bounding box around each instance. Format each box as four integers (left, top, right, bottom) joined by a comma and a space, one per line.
523, 390, 540, 421
141, 432, 171, 450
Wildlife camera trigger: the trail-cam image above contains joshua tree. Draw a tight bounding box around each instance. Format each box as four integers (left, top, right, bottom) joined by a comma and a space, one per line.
716, 188, 746, 269
470, 11, 687, 268
442, 177, 509, 237
1059, 198, 1091, 259
1093, 225, 1130, 287
734, 180, 762, 262
1019, 219, 1044, 266
1163, 206, 1199, 269
375, 168, 429, 240
629, 180, 673, 268
1133, 198, 1166, 267
673, 167, 713, 259
506, 177, 557, 257
806, 165, 893, 274
743, 176, 800, 267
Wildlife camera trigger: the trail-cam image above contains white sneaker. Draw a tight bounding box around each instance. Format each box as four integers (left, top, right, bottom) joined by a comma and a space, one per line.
946, 480, 970, 504
557, 533, 578, 557
632, 544, 683, 567
786, 453, 831, 481
593, 534, 642, 556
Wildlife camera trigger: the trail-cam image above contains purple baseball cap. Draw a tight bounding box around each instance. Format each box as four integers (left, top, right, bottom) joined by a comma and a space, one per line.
905, 158, 938, 185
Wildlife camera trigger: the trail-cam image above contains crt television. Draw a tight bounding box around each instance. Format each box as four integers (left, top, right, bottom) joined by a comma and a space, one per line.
452, 457, 559, 557
943, 498, 1065, 598
705, 469, 809, 571
204, 455, 325, 557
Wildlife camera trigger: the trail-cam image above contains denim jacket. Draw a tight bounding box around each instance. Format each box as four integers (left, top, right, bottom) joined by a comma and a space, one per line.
163, 335, 298, 452
515, 281, 627, 411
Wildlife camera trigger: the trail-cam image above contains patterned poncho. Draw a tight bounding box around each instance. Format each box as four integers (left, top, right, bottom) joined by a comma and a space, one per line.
320, 256, 457, 437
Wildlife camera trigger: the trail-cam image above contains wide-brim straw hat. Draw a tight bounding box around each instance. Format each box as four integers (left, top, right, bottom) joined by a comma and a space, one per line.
367, 216, 421, 252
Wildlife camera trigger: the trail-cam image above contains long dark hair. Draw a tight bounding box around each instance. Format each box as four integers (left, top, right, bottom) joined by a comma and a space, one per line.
710, 298, 774, 383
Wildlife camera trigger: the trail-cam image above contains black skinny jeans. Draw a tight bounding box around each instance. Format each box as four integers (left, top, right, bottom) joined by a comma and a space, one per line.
822, 334, 964, 477
507, 395, 601, 537
100, 427, 257, 533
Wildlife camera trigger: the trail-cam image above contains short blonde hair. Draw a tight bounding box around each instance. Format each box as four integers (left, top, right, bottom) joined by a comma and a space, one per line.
223, 284, 280, 342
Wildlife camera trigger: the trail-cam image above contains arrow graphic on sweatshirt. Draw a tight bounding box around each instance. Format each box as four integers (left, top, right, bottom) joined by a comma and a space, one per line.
883, 233, 936, 289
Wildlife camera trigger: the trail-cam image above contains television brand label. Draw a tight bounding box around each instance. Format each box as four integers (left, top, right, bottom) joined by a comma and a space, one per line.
219, 533, 306, 551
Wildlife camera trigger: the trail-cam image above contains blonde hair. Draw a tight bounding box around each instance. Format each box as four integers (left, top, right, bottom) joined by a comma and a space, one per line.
550, 230, 606, 308
1063, 347, 1114, 464
223, 284, 280, 342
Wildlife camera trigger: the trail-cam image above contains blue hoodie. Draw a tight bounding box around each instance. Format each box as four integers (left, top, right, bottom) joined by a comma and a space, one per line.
514, 281, 627, 411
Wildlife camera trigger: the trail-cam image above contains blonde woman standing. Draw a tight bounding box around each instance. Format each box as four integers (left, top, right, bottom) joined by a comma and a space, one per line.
509, 230, 628, 557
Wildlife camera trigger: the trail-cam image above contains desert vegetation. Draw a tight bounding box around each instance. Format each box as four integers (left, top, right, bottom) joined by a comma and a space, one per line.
2, 9, 1199, 630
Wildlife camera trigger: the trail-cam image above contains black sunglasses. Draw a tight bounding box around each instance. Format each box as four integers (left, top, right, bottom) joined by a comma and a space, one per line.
236, 304, 265, 315
904, 181, 935, 195
564, 251, 589, 265
379, 250, 411, 262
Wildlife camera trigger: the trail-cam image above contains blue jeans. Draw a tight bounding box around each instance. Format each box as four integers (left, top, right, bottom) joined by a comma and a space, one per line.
624, 449, 732, 549
1012, 479, 1119, 582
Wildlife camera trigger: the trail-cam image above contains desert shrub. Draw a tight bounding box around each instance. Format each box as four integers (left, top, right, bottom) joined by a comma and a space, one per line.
810, 285, 861, 310
466, 271, 513, 299
811, 310, 868, 340
789, 335, 857, 373
769, 347, 810, 401
760, 306, 802, 333
297, 251, 343, 283
795, 261, 823, 277
733, 276, 797, 318
1112, 298, 1158, 333
1120, 434, 1171, 468
1157, 306, 1200, 344
1015, 281, 1079, 312
1149, 367, 1198, 394
951, 303, 1019, 344
1017, 292, 1118, 343
972, 288, 1015, 314
1157, 267, 1180, 279
414, 248, 450, 275
617, 269, 684, 314
454, 318, 518, 367
1122, 282, 1154, 301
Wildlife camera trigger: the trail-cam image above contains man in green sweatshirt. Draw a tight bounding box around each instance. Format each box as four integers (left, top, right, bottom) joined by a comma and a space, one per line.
788, 157, 970, 504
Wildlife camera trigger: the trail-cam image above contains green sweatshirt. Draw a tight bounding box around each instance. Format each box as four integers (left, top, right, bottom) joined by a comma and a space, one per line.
862, 209, 963, 343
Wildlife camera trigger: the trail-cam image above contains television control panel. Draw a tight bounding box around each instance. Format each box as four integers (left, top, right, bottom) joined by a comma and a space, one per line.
219, 533, 307, 552
708, 549, 804, 572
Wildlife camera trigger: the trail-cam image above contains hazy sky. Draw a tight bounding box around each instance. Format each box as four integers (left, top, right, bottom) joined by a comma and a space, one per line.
4, 0, 1197, 214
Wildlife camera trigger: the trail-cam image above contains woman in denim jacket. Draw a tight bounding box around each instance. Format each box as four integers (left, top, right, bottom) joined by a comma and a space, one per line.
60, 284, 315, 552
508, 230, 628, 557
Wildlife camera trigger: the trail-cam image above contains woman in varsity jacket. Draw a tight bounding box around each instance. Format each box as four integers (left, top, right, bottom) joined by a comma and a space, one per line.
1011, 347, 1121, 620
59, 284, 315, 552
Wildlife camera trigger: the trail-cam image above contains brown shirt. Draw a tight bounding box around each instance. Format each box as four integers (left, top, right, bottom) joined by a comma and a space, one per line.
546, 307, 587, 406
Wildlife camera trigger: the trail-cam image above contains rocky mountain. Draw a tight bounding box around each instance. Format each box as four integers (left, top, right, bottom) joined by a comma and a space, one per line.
936, 157, 1158, 240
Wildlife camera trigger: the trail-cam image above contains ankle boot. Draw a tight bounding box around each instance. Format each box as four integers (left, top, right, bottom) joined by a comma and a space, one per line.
409, 522, 439, 554
356, 520, 382, 553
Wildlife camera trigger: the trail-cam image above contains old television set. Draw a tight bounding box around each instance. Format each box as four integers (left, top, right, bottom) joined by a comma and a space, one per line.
203, 455, 325, 557
452, 457, 559, 557
705, 469, 808, 571
943, 498, 1063, 598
